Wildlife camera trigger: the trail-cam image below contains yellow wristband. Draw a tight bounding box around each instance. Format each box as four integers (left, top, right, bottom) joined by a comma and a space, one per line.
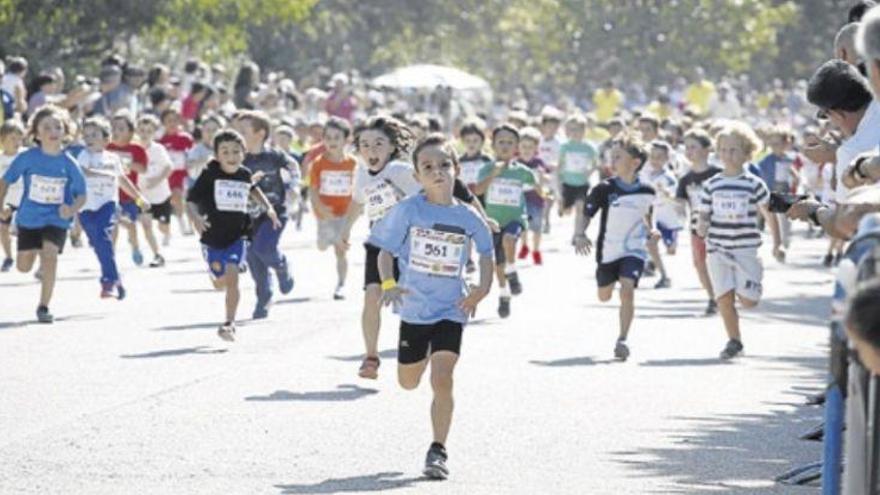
381, 279, 397, 291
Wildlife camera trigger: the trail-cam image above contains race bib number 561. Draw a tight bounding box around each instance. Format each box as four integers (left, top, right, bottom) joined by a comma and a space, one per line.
409, 227, 466, 277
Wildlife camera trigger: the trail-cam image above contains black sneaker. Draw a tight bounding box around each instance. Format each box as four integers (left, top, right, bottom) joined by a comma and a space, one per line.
643, 261, 656, 277
217, 323, 236, 342
36, 305, 53, 324
822, 254, 833, 267
719, 339, 744, 360
1, 257, 12, 272
498, 296, 511, 318
423, 444, 449, 480
705, 300, 718, 316
653, 277, 671, 289
148, 254, 165, 268
614, 340, 630, 361
833, 253, 842, 266
507, 272, 522, 295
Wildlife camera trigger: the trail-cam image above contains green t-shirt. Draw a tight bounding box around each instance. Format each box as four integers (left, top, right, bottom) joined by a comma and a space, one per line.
558, 141, 598, 187
478, 160, 537, 227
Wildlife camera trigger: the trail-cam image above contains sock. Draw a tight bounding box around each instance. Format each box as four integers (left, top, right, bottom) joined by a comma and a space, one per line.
504, 265, 517, 275
430, 442, 446, 452
500, 286, 511, 298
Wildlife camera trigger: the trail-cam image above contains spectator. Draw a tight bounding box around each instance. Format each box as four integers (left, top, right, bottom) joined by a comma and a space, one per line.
325, 73, 357, 122
2, 56, 28, 115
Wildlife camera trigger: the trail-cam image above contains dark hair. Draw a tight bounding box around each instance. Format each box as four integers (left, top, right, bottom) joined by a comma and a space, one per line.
426, 115, 442, 133
111, 110, 136, 132
412, 133, 459, 172
611, 132, 648, 169
83, 116, 111, 138
184, 58, 201, 75
234, 61, 259, 90
147, 64, 168, 88
213, 129, 246, 154
492, 123, 520, 143
847, 280, 880, 348
324, 116, 352, 138
6, 56, 27, 75
354, 116, 415, 161
160, 107, 181, 123
807, 59, 873, 113
638, 115, 661, 131
148, 87, 169, 107
650, 140, 671, 154
850, 0, 877, 22
459, 121, 485, 141
683, 129, 713, 149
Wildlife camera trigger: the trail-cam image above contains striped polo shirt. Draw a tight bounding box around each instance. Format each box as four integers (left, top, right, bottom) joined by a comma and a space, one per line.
698, 171, 769, 251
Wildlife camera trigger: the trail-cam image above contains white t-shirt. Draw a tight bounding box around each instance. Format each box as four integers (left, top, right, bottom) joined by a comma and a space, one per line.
141, 141, 173, 204
538, 136, 562, 167
0, 148, 24, 207
643, 167, 683, 229
1, 74, 22, 98
352, 160, 421, 223
836, 100, 880, 202
77, 149, 123, 211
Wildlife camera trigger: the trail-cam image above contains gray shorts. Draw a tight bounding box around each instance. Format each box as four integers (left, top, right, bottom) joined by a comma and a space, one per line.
317, 217, 347, 250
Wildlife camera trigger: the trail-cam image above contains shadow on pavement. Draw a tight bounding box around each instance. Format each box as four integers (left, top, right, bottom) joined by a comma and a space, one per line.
0, 319, 30, 329
275, 471, 427, 493
530, 356, 618, 367
639, 358, 734, 367
1, 312, 105, 330
245, 384, 379, 402
327, 349, 397, 362
153, 321, 223, 331
120, 346, 228, 359
171, 287, 220, 294
276, 297, 312, 305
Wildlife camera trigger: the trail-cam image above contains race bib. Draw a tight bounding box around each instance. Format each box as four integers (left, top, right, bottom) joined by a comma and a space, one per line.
86, 175, 116, 199
29, 175, 66, 204
319, 170, 353, 197
114, 152, 133, 172
214, 179, 250, 212
712, 191, 750, 222
409, 227, 467, 277
365, 181, 399, 222
459, 160, 483, 186
169, 151, 186, 171
565, 152, 591, 174
486, 178, 522, 208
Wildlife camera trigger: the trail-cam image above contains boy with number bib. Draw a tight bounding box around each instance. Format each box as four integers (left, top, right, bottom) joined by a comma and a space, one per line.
371, 134, 493, 480
474, 124, 538, 318
457, 121, 492, 193
186, 130, 280, 342
557, 114, 598, 218
309, 117, 357, 300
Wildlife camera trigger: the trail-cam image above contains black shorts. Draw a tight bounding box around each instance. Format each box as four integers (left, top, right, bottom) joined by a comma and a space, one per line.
364, 242, 399, 288
0, 205, 16, 225
492, 221, 524, 265
562, 183, 590, 210
596, 256, 645, 288
17, 225, 67, 253
398, 319, 463, 364
149, 199, 172, 224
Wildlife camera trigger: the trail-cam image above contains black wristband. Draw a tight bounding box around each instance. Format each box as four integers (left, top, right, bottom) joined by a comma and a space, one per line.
854, 157, 868, 180
808, 208, 821, 227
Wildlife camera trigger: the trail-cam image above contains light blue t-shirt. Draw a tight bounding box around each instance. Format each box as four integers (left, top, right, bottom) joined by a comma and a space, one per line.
2, 147, 87, 229
558, 141, 598, 186
367, 193, 494, 324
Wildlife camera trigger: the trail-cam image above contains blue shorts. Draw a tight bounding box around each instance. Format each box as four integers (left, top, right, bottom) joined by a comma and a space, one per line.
118, 201, 140, 223
202, 239, 248, 279
493, 221, 524, 265
596, 256, 645, 288
657, 223, 680, 248
526, 201, 544, 233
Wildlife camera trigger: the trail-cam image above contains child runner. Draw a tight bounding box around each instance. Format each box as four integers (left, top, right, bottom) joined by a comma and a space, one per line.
370, 133, 493, 480
106, 111, 149, 266
309, 117, 358, 300
186, 129, 280, 341
0, 120, 25, 271
517, 126, 551, 265
457, 120, 493, 193
676, 129, 721, 315
235, 110, 299, 319
158, 107, 195, 237
350, 116, 420, 379
474, 123, 538, 318
697, 122, 784, 359
134, 114, 173, 265
573, 132, 656, 361
186, 114, 224, 185
557, 114, 599, 218
642, 140, 681, 289
537, 108, 563, 234
0, 105, 86, 323
77, 116, 149, 299
756, 126, 800, 250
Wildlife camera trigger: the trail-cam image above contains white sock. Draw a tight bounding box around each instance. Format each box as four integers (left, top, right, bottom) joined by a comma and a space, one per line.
504, 265, 517, 275
500, 286, 511, 298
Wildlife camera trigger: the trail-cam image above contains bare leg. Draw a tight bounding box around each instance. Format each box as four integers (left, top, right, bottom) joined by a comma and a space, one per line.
618, 278, 636, 340
38, 244, 59, 307
429, 351, 458, 445
717, 291, 740, 341
361, 285, 382, 358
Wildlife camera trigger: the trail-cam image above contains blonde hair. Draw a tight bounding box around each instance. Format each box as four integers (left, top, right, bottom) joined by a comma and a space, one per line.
716, 121, 762, 156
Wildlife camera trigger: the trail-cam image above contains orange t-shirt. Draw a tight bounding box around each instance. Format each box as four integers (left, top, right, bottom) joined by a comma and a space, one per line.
309, 153, 357, 217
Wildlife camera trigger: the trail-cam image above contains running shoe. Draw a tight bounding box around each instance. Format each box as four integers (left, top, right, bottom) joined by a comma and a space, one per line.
148, 254, 165, 268
1, 257, 12, 272
498, 296, 511, 318
252, 303, 269, 320
719, 339, 744, 360
116, 283, 126, 301
517, 245, 530, 260
532, 250, 543, 266
822, 254, 833, 267
70, 235, 83, 248
614, 340, 630, 361
507, 272, 522, 295
333, 285, 345, 300
423, 444, 449, 480
654, 277, 671, 289
217, 323, 236, 342
277, 257, 295, 295
100, 282, 114, 299
36, 305, 53, 324
705, 299, 718, 316
132, 249, 144, 266
358, 356, 380, 379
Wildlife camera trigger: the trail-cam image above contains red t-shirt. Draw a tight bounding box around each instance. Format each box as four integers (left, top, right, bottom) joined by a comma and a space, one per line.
106, 142, 148, 203
181, 96, 199, 121
158, 132, 194, 172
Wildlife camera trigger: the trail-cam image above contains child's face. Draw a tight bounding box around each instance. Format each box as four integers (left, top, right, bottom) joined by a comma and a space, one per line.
683, 137, 709, 165
358, 129, 394, 170
239, 120, 266, 147
323, 127, 346, 154
36, 116, 65, 147
295, 124, 309, 142
202, 121, 221, 144
767, 135, 788, 155
461, 133, 483, 155
274, 130, 293, 151
608, 123, 623, 137
492, 130, 518, 161
136, 122, 158, 143
414, 145, 455, 196
308, 124, 323, 143
1, 131, 22, 152
541, 120, 560, 138
565, 123, 585, 141
519, 138, 538, 161
162, 113, 182, 132
611, 144, 639, 176
717, 135, 749, 169
648, 148, 668, 170
216, 141, 245, 169
82, 125, 107, 152
111, 119, 133, 143
638, 121, 657, 141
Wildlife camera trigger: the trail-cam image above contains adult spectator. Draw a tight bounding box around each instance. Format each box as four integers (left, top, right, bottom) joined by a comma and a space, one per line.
2, 56, 28, 115
233, 61, 260, 110
684, 67, 716, 116
708, 82, 743, 119
850, 0, 878, 22
835, 23, 863, 69
324, 73, 357, 122
592, 80, 624, 123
